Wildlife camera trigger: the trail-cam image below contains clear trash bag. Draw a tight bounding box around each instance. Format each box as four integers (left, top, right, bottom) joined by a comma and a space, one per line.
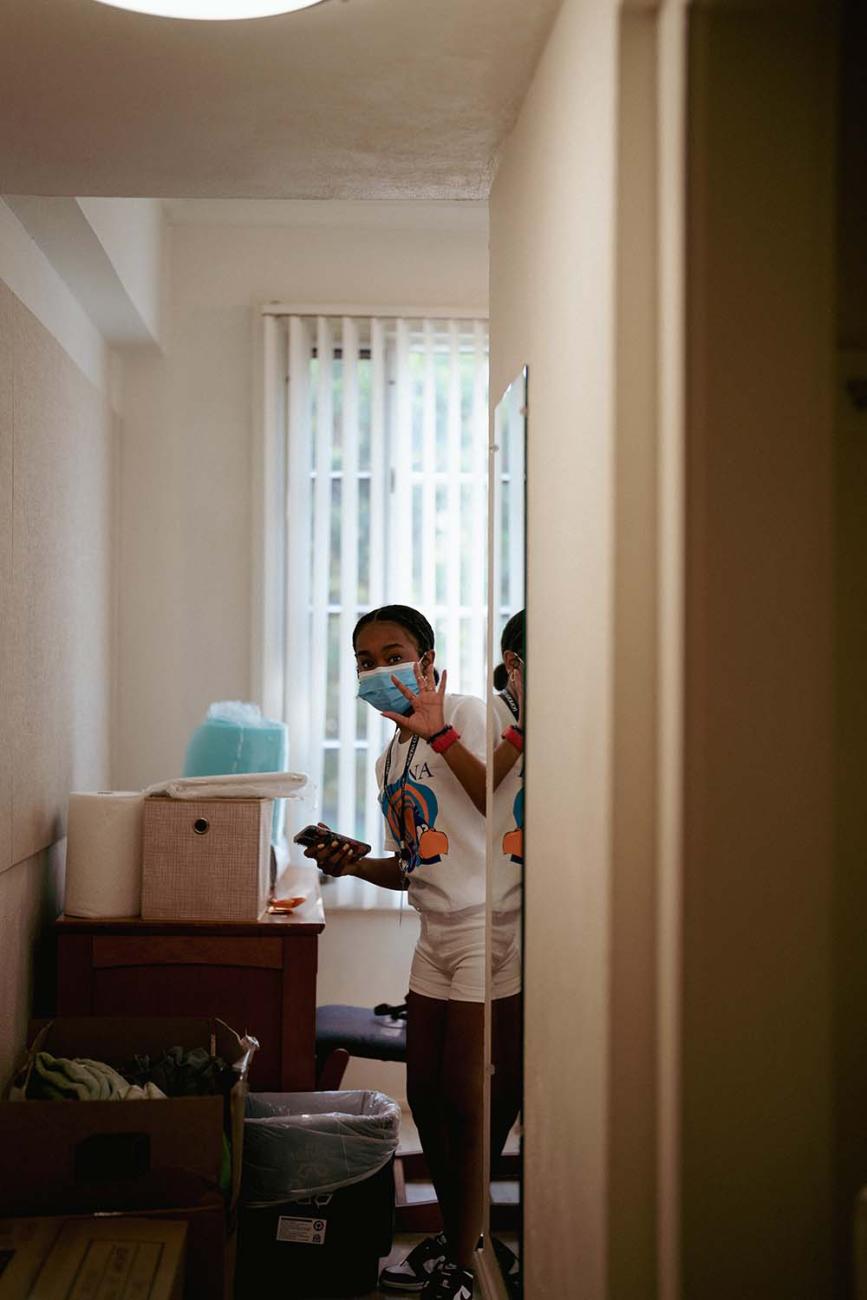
241, 1090, 401, 1206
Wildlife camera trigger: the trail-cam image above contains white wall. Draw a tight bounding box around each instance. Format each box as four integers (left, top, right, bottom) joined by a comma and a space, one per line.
115, 204, 489, 791
491, 3, 838, 1297
4, 197, 166, 353
489, 3, 620, 1295
679, 9, 835, 1296
0, 201, 108, 393
316, 909, 420, 1102
0, 201, 115, 1085
114, 204, 487, 1105
77, 198, 166, 346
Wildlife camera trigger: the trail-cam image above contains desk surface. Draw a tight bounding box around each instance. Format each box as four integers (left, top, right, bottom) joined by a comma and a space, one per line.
55, 862, 326, 934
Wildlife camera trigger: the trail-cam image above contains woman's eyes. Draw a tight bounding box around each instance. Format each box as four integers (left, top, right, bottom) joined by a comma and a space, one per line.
357, 654, 405, 670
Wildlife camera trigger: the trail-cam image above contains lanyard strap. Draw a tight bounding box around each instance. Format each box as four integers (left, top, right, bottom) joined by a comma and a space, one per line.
500, 689, 520, 721
382, 730, 420, 864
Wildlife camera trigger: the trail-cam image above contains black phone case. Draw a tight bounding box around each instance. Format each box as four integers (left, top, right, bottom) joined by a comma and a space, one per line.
293, 824, 324, 847
293, 825, 371, 856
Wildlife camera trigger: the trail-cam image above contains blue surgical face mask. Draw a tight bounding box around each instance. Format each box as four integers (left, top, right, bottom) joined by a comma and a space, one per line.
357, 661, 418, 715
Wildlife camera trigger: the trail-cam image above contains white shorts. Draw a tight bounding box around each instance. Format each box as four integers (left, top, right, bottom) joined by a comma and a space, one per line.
409, 907, 522, 1003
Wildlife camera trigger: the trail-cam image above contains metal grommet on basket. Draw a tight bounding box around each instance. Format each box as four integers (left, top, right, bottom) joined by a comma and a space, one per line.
193, 817, 210, 835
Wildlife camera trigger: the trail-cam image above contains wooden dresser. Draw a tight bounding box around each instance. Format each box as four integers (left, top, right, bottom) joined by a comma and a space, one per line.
54, 876, 325, 1092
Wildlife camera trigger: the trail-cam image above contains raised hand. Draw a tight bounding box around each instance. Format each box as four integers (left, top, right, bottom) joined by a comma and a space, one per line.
382, 662, 448, 739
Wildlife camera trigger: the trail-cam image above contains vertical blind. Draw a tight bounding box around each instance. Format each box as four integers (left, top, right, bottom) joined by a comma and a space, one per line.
280, 315, 490, 904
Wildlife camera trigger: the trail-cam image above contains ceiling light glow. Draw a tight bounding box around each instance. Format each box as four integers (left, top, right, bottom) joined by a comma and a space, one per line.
93, 0, 325, 19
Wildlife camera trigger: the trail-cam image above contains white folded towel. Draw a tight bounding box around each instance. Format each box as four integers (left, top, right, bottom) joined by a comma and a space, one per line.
144, 772, 309, 801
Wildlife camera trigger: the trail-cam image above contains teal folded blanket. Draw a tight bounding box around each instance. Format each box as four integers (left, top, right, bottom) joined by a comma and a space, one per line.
183, 701, 289, 841
25, 1049, 230, 1195
27, 1052, 166, 1101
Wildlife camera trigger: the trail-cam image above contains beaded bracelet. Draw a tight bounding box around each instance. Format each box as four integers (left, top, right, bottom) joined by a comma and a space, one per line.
428, 725, 461, 754
502, 725, 524, 753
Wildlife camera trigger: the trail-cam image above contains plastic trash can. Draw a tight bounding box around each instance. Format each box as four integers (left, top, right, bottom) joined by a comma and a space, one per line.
237, 1090, 401, 1298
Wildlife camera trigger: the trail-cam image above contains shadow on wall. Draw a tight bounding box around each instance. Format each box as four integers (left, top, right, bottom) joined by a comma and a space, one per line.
0, 841, 65, 1083
32, 839, 66, 1016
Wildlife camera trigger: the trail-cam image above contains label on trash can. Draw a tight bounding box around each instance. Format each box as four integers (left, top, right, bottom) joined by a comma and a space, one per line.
275, 1217, 327, 1246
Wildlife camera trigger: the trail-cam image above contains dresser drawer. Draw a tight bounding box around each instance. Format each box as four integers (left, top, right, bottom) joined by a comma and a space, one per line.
92, 935, 284, 970
56, 921, 321, 1092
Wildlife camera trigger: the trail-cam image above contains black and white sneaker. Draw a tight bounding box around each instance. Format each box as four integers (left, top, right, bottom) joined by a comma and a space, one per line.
420, 1262, 473, 1299
492, 1238, 520, 1296
379, 1234, 449, 1292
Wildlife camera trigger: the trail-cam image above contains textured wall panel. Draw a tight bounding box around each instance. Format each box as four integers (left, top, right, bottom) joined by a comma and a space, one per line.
0, 846, 64, 1085
10, 297, 112, 865
0, 282, 111, 1088
0, 285, 13, 874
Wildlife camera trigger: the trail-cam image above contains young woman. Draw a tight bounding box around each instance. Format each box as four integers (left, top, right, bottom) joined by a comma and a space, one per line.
491, 609, 524, 919
487, 611, 525, 1297
303, 604, 518, 1300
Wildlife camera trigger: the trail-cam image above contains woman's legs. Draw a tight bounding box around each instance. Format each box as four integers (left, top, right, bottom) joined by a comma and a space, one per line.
406, 992, 486, 1273
406, 991, 454, 1231
440, 999, 485, 1269
490, 992, 522, 1167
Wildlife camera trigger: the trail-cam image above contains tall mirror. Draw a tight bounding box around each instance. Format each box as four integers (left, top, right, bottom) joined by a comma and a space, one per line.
269, 308, 497, 1295
483, 368, 527, 1298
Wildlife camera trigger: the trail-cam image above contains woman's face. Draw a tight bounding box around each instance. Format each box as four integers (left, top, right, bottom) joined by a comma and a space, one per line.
354, 621, 434, 675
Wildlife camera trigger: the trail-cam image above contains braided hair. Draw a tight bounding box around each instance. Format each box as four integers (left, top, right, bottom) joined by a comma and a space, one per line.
493, 609, 525, 692
352, 605, 436, 656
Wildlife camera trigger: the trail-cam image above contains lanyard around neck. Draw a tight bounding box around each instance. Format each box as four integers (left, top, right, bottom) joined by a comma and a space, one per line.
501, 689, 519, 721
382, 730, 420, 862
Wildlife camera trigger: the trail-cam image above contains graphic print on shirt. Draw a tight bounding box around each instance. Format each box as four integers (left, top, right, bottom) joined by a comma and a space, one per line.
502, 780, 524, 864
381, 775, 450, 873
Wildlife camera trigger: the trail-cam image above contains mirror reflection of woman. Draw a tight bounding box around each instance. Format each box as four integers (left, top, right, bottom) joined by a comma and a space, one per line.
488, 610, 524, 1297
304, 604, 514, 1300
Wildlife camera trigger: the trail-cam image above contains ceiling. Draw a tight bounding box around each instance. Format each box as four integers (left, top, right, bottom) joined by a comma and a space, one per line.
0, 0, 562, 200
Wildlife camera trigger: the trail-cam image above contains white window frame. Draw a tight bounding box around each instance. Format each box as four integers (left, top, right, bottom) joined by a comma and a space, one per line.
252, 302, 490, 908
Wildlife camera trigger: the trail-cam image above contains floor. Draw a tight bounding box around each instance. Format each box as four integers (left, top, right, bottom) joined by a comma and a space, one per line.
291, 1231, 520, 1299
289, 1113, 521, 1298
372, 1234, 431, 1298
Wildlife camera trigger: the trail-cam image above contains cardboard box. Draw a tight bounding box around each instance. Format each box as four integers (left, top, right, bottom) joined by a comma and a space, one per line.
0, 1020, 254, 1221
114, 1201, 232, 1300
0, 1218, 186, 1300
33, 1218, 185, 1300
141, 798, 272, 922
0, 1219, 64, 1300
0, 1210, 228, 1300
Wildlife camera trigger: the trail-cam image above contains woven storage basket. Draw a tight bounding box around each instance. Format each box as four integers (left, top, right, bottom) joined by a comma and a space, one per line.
141, 796, 272, 921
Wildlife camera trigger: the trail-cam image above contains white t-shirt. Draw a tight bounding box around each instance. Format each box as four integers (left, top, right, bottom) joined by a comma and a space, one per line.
375, 693, 486, 915
492, 692, 523, 914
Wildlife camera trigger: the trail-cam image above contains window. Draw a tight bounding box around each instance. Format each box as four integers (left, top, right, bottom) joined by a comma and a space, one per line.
262, 314, 490, 902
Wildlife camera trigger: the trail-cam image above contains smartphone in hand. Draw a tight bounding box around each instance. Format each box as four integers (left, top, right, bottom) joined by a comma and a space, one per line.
293, 824, 371, 858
